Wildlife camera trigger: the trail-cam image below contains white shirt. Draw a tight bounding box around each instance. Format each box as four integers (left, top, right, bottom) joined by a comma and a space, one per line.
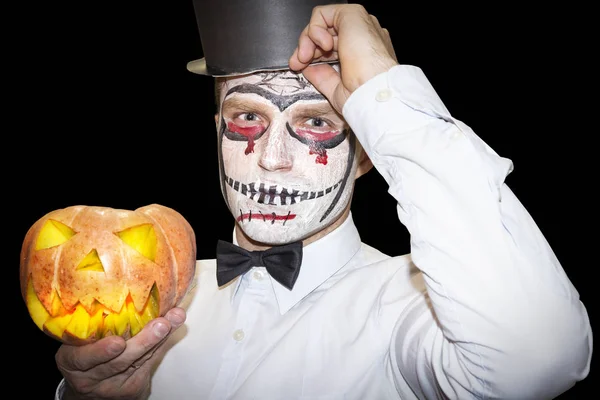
56, 65, 592, 399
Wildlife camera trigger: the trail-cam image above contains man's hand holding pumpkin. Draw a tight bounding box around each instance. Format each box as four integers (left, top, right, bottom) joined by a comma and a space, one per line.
56, 307, 186, 400
19, 204, 196, 398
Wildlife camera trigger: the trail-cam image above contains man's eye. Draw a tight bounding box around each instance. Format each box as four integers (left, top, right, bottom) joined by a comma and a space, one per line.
238, 113, 260, 122
305, 118, 328, 128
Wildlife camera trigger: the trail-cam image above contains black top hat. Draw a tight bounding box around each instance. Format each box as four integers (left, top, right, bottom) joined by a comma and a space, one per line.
187, 0, 348, 77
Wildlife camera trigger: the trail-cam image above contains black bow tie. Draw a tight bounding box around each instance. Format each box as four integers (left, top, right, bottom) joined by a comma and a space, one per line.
216, 240, 303, 290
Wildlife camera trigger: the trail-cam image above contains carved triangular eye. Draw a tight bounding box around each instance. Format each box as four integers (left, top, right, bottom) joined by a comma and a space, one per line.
35, 220, 76, 250
77, 249, 105, 272
116, 223, 157, 261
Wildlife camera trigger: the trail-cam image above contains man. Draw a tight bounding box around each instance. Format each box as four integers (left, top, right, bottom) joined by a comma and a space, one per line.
54, 1, 592, 399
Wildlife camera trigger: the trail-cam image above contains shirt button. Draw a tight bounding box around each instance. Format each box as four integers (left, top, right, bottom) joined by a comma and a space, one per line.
252, 270, 265, 281
450, 130, 463, 140
232, 329, 245, 341
375, 88, 393, 102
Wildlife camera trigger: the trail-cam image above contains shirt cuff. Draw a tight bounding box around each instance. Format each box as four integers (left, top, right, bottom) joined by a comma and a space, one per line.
342, 64, 450, 150
55, 378, 66, 400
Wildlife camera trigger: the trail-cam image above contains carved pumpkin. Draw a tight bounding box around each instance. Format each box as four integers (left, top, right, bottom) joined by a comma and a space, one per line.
20, 204, 197, 345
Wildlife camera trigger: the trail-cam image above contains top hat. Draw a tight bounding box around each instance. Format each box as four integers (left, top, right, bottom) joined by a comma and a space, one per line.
187, 0, 348, 77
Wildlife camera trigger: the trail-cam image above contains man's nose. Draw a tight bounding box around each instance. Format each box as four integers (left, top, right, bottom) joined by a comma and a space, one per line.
258, 121, 293, 171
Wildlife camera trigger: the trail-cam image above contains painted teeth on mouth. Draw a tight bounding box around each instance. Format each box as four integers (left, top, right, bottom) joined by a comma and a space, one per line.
224, 175, 341, 206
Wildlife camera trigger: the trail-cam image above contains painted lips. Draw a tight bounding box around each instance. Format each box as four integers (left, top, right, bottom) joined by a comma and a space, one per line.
236, 211, 295, 224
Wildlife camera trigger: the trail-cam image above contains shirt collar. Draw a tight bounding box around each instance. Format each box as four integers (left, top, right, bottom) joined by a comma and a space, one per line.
229, 212, 362, 314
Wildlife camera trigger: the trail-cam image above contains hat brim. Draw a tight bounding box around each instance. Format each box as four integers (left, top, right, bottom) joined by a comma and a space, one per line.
187, 58, 291, 77
187, 58, 339, 78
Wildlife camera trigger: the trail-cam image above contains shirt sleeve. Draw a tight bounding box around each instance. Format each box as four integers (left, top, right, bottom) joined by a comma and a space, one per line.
343, 65, 593, 399
55, 378, 65, 400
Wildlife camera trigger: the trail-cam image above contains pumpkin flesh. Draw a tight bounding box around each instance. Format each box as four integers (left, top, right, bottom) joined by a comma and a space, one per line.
26, 277, 160, 344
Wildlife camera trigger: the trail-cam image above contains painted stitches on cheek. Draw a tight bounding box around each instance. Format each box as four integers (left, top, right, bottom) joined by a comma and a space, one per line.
225, 176, 343, 207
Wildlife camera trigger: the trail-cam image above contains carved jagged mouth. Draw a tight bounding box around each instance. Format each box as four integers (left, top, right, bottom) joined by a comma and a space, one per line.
224, 175, 342, 206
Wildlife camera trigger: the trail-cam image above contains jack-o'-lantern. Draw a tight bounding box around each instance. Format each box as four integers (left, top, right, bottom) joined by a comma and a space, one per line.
20, 204, 197, 345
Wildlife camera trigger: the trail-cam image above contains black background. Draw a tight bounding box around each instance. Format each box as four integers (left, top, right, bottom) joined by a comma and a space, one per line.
7, 1, 594, 398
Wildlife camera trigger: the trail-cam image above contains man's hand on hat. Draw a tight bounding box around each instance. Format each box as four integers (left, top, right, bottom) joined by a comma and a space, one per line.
289, 3, 398, 114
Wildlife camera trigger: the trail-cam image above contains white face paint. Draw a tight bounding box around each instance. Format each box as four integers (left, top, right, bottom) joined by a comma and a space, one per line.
216, 70, 359, 245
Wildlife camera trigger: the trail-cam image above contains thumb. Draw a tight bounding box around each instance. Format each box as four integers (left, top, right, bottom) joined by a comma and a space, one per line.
301, 63, 349, 114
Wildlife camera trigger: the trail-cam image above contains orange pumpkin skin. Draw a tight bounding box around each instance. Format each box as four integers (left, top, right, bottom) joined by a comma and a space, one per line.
20, 204, 197, 345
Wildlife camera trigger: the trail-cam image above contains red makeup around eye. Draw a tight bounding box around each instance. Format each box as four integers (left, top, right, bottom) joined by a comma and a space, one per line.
295, 128, 344, 165
295, 128, 340, 142
227, 122, 265, 137
227, 122, 265, 155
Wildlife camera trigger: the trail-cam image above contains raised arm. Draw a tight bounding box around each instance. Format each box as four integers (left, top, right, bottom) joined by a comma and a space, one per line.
290, 4, 592, 399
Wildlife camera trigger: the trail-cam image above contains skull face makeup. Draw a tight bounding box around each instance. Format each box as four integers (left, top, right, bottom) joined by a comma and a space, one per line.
216, 70, 360, 245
